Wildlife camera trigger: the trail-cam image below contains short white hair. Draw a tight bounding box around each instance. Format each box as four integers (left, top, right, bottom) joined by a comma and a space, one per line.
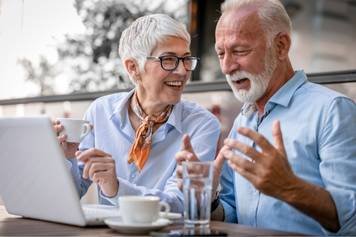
221, 0, 292, 42
119, 14, 190, 81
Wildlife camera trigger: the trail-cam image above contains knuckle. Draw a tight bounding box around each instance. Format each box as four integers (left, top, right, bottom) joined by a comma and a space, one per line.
260, 169, 270, 180
181, 150, 190, 157
89, 148, 97, 153
226, 139, 235, 147
241, 162, 250, 172
91, 163, 98, 169
232, 140, 240, 148
255, 136, 263, 144
92, 173, 98, 180
87, 159, 93, 165
241, 145, 249, 154
255, 178, 264, 189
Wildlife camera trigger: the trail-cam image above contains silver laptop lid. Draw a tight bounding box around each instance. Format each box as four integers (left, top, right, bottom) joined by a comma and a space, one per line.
0, 117, 86, 226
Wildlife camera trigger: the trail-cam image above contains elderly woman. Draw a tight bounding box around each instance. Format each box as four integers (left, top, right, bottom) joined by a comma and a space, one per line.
54, 14, 220, 212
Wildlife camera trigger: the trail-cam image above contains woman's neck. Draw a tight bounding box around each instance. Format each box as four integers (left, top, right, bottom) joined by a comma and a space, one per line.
134, 92, 168, 116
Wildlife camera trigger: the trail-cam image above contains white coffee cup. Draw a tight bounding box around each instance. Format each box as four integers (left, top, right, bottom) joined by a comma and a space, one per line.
119, 196, 170, 225
57, 118, 92, 143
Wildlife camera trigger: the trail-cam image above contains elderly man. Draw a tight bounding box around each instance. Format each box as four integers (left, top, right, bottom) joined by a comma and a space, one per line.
176, 0, 356, 235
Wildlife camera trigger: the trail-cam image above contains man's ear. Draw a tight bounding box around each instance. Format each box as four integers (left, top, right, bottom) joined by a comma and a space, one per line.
274, 32, 291, 60
123, 58, 140, 80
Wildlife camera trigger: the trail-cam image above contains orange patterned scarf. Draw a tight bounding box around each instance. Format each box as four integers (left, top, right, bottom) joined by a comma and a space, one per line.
128, 93, 172, 170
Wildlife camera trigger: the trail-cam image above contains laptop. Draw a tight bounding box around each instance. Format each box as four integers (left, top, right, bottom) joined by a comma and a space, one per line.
0, 116, 120, 226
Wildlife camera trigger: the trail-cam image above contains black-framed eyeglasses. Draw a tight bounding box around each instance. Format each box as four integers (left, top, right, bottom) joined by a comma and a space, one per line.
146, 55, 199, 71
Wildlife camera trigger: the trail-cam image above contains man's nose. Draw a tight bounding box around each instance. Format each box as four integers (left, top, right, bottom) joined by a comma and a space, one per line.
221, 54, 239, 75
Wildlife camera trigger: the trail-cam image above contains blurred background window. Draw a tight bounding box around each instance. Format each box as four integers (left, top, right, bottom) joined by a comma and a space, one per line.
0, 0, 355, 99
0, 0, 189, 99
193, 0, 356, 82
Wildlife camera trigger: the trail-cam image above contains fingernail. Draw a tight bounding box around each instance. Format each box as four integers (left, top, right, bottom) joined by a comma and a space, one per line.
224, 139, 233, 146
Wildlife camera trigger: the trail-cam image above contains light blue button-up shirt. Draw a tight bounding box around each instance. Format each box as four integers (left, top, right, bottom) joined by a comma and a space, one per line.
220, 71, 356, 235
69, 90, 220, 213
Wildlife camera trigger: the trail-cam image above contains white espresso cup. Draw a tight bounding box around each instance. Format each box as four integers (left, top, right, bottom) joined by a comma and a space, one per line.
119, 196, 170, 224
57, 118, 92, 143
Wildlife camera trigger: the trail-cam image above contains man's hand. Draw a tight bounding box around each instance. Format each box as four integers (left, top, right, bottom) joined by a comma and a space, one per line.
222, 120, 298, 199
222, 120, 340, 231
77, 148, 118, 198
175, 134, 199, 190
53, 120, 79, 158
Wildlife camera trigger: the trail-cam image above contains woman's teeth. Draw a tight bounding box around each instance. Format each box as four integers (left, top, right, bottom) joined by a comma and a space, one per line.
165, 81, 183, 87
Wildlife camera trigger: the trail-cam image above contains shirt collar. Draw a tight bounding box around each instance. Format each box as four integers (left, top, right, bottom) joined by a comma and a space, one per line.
110, 89, 135, 121
109, 89, 183, 133
164, 101, 183, 134
268, 70, 307, 107
241, 70, 307, 116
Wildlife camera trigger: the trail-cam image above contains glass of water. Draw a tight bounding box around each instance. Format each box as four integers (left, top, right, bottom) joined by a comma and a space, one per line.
182, 161, 213, 228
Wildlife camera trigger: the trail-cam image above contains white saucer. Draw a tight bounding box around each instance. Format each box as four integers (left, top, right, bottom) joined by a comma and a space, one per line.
159, 212, 182, 220
104, 217, 172, 234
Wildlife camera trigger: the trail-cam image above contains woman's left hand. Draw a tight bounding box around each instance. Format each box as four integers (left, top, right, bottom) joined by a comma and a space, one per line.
175, 134, 199, 190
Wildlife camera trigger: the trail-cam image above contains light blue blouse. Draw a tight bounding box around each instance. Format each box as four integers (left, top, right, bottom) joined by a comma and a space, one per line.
69, 90, 220, 213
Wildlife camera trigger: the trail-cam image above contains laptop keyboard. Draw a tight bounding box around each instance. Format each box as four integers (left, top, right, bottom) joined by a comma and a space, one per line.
82, 204, 120, 225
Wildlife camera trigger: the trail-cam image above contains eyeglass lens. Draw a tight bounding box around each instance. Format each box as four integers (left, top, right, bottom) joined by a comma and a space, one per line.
160, 56, 197, 71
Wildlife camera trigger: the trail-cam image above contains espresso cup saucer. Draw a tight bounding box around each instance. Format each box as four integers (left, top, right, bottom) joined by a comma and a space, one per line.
104, 217, 172, 234
159, 211, 182, 220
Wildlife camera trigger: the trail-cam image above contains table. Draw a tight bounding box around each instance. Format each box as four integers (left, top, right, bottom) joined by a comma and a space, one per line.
0, 206, 300, 236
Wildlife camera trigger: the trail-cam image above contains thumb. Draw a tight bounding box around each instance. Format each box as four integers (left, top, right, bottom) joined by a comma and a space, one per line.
272, 120, 286, 155
181, 134, 194, 153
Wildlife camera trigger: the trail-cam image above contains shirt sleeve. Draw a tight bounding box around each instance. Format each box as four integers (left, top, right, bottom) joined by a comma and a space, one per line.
66, 158, 92, 198
99, 111, 221, 213
319, 97, 356, 235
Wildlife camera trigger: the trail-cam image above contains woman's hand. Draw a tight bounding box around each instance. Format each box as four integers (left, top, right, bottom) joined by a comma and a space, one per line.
175, 134, 225, 201
76, 148, 118, 197
52, 119, 79, 158
175, 134, 199, 190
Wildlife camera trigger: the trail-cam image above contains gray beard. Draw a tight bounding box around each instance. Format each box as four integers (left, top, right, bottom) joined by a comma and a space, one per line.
226, 48, 277, 103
